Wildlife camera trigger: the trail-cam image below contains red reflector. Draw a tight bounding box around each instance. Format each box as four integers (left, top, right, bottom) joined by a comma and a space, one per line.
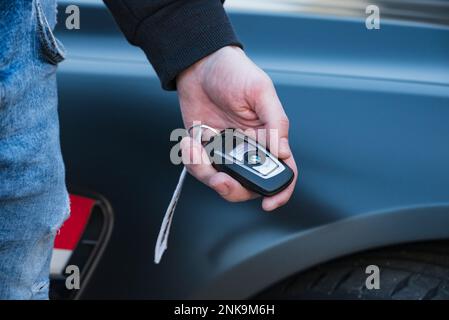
54, 194, 95, 250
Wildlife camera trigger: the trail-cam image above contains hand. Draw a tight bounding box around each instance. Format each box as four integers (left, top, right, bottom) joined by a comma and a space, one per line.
176, 46, 297, 211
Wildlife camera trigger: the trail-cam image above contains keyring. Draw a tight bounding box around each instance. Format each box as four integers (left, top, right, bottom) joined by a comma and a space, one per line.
187, 124, 220, 145
187, 124, 220, 136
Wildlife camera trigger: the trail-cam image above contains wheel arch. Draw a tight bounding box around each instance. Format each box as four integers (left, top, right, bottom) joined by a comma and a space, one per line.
192, 203, 449, 299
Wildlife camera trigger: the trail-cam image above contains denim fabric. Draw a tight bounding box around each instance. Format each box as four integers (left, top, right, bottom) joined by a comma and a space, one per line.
0, 0, 69, 299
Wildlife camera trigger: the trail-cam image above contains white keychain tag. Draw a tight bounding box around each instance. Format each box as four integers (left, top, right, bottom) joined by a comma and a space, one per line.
154, 166, 187, 264
154, 125, 208, 264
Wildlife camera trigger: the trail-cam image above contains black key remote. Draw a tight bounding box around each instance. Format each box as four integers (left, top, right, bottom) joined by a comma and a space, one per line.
204, 129, 294, 196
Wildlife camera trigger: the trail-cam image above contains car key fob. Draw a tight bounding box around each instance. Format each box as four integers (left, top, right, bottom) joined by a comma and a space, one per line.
204, 129, 294, 196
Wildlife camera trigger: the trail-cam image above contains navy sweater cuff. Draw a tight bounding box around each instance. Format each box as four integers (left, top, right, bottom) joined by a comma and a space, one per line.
134, 0, 242, 90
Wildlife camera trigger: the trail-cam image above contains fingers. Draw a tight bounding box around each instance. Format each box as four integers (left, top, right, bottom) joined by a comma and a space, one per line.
180, 135, 296, 210
253, 80, 291, 160
180, 137, 258, 202
262, 154, 298, 212
247, 76, 297, 211
209, 172, 259, 202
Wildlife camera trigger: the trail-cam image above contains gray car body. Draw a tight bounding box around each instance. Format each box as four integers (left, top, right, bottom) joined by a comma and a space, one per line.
55, 1, 449, 298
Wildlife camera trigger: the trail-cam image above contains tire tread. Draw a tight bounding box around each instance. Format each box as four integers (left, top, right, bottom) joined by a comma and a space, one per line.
255, 241, 449, 300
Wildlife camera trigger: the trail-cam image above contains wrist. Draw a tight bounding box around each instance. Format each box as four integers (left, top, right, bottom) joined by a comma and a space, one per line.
177, 45, 244, 87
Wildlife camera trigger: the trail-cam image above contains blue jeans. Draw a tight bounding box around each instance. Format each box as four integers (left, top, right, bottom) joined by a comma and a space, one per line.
0, 0, 69, 299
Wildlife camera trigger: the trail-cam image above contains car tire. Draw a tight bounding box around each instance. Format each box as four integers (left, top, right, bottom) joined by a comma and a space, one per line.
255, 241, 449, 300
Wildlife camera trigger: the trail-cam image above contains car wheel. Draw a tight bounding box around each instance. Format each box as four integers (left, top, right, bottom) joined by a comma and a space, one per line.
255, 241, 449, 300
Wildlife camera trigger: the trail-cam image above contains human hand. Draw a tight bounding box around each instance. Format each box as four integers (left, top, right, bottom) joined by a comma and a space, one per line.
176, 46, 297, 211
